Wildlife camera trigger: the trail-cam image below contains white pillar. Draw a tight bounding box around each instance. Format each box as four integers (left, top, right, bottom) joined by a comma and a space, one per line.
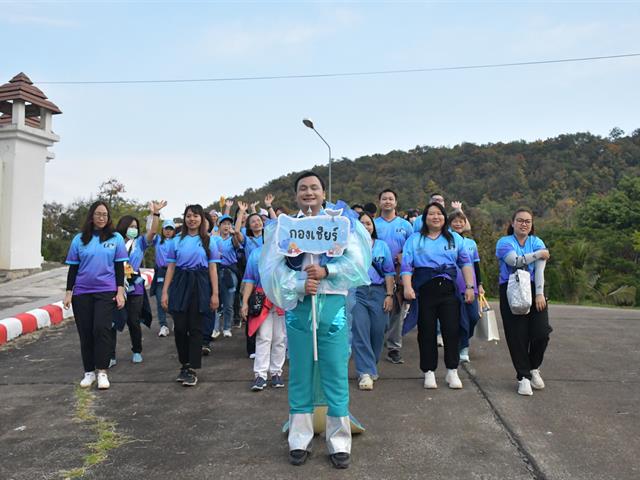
0, 122, 59, 270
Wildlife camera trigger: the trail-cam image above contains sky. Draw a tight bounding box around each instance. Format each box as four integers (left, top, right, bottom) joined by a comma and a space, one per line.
2, 0, 640, 218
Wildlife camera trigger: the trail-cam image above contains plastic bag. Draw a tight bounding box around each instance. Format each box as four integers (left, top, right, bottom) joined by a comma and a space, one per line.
507, 269, 532, 315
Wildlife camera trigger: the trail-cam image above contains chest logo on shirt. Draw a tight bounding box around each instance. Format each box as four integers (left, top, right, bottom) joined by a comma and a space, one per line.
373, 255, 385, 265
103, 242, 116, 249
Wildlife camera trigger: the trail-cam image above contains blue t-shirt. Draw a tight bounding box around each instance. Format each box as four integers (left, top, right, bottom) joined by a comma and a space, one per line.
413, 215, 423, 233
369, 239, 395, 285
127, 236, 150, 296
374, 216, 413, 263
65, 232, 129, 295
153, 234, 174, 268
243, 235, 263, 261
400, 231, 472, 280
242, 247, 262, 288
213, 235, 238, 267
455, 237, 480, 294
167, 234, 221, 269
496, 234, 546, 285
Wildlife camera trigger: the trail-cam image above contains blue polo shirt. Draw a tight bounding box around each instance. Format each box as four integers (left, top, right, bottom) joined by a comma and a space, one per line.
496, 234, 546, 285
455, 237, 480, 294
153, 234, 174, 268
243, 235, 263, 262
213, 235, 238, 267
242, 247, 262, 288
374, 216, 413, 263
65, 232, 129, 295
400, 231, 472, 280
369, 239, 395, 285
167, 234, 221, 269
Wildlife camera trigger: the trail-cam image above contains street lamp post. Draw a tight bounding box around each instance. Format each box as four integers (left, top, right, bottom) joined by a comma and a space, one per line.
302, 118, 332, 203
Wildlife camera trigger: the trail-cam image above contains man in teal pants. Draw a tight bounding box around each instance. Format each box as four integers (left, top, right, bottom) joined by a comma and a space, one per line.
259, 171, 371, 469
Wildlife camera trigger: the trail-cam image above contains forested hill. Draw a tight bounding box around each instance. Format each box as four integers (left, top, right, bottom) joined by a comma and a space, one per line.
236, 129, 640, 227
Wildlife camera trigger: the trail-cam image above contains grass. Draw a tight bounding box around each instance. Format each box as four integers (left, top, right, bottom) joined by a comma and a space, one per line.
59, 386, 131, 479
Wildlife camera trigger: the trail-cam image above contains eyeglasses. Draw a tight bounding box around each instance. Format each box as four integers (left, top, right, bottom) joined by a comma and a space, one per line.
93, 213, 109, 218
515, 219, 532, 225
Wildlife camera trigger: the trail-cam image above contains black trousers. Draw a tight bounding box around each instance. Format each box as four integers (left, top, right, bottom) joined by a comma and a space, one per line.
72, 292, 115, 372
173, 287, 204, 369
110, 294, 143, 357
499, 283, 552, 380
246, 318, 256, 356
417, 278, 460, 371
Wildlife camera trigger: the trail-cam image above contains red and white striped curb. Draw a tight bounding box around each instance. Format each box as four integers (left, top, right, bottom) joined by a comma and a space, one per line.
0, 268, 155, 346
0, 301, 73, 346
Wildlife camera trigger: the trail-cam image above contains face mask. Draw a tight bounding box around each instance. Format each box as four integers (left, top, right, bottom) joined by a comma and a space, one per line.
126, 227, 138, 239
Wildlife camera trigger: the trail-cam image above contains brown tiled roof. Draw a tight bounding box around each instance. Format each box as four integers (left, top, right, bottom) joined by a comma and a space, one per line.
0, 72, 61, 114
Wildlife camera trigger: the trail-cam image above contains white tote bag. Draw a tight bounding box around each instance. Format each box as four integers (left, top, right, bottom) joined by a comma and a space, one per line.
507, 269, 532, 315
477, 295, 500, 342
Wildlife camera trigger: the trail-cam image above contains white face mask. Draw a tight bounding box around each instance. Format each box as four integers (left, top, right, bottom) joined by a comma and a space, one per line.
126, 227, 138, 239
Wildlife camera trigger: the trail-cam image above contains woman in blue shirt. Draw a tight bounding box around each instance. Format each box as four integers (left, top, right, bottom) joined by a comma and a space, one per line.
152, 219, 177, 338
161, 204, 220, 387
64, 201, 129, 390
111, 201, 166, 365
211, 214, 241, 338
401, 202, 475, 390
449, 209, 485, 363
495, 207, 551, 396
352, 212, 395, 390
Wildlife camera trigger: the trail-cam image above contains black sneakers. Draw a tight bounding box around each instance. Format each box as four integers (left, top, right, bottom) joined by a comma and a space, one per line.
202, 344, 211, 356
386, 349, 404, 364
288, 449, 310, 466
175, 368, 190, 383
330, 452, 350, 469
182, 369, 198, 387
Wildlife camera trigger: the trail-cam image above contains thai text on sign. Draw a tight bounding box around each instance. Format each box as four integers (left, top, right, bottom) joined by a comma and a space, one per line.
275, 210, 350, 257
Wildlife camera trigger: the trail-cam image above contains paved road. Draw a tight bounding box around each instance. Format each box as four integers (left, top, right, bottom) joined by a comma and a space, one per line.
1, 274, 639, 479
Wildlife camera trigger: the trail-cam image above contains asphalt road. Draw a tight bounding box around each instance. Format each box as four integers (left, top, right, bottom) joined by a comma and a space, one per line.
1, 272, 638, 479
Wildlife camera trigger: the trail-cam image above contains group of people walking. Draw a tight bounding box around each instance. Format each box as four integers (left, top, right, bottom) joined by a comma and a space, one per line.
63, 172, 552, 469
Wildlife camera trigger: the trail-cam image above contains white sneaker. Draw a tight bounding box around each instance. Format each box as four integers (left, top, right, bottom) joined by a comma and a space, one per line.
530, 369, 545, 390
158, 326, 170, 337
518, 378, 533, 396
223, 330, 232, 338
211, 330, 221, 339
358, 374, 374, 391
80, 372, 96, 388
423, 371, 437, 389
436, 334, 444, 347
459, 347, 470, 363
445, 369, 463, 389
249, 353, 256, 359
97, 372, 110, 390
108, 358, 117, 369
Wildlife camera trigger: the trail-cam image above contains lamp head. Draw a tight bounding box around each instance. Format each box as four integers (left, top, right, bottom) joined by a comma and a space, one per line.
302, 118, 314, 129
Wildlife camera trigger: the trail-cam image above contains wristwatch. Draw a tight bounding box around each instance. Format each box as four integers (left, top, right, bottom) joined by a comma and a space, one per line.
465, 285, 474, 290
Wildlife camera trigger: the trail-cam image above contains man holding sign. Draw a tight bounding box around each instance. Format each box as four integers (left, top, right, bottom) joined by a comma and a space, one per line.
259, 172, 371, 469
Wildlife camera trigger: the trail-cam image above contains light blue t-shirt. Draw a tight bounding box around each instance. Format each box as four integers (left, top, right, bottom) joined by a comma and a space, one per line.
369, 239, 395, 285
413, 215, 423, 233
243, 235, 263, 262
242, 247, 262, 288
455, 237, 480, 294
127, 235, 150, 296
400, 231, 472, 280
374, 216, 413, 263
212, 235, 238, 267
65, 232, 129, 295
496, 235, 546, 285
153, 234, 174, 268
167, 234, 221, 269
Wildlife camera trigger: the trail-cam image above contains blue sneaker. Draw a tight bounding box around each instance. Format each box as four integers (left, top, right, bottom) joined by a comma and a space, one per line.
251, 377, 267, 391
132, 353, 143, 363
271, 374, 285, 388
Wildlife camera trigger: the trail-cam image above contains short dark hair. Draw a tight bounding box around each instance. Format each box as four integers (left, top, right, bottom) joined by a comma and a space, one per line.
378, 189, 398, 200
363, 202, 377, 216
351, 204, 364, 211
203, 211, 214, 234
293, 171, 325, 192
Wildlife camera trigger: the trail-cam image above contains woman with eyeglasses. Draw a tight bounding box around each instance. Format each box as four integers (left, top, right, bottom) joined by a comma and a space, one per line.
496, 207, 551, 396
64, 201, 129, 390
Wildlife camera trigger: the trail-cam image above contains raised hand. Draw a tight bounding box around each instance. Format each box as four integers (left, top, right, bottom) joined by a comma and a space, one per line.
264, 194, 275, 207
237, 200, 249, 212
451, 201, 463, 210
